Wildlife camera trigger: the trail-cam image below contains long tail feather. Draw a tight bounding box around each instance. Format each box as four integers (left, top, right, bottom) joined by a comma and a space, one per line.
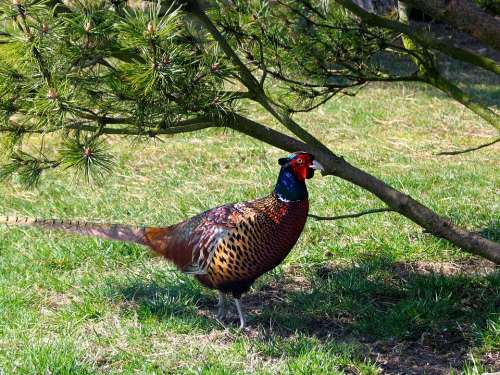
0, 215, 147, 245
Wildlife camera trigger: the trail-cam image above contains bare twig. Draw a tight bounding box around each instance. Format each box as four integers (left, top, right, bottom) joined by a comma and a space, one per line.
435, 138, 500, 156
308, 208, 393, 221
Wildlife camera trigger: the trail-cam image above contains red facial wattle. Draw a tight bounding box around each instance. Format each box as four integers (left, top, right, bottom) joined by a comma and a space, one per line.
290, 155, 314, 182
292, 163, 307, 181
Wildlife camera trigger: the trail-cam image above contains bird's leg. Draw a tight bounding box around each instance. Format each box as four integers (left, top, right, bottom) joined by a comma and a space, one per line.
234, 298, 246, 329
216, 291, 226, 320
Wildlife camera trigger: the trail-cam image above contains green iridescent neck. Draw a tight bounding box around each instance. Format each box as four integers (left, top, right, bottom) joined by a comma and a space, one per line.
274, 168, 308, 202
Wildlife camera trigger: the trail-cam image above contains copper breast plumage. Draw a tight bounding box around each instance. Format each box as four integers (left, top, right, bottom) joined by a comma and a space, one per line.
202, 194, 309, 291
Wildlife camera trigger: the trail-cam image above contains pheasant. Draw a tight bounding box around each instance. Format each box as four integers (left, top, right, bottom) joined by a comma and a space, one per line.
0, 152, 323, 328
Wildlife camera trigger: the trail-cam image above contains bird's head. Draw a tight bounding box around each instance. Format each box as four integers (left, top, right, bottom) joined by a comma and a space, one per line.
278, 152, 324, 182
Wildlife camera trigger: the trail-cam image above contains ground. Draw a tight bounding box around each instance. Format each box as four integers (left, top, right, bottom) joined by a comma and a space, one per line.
0, 72, 499, 373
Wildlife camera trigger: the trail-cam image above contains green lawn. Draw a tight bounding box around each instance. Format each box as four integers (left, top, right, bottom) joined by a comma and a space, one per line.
0, 79, 499, 374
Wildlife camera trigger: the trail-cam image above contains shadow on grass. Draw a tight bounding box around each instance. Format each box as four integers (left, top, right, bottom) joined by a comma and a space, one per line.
104, 270, 219, 331
373, 54, 500, 108
249, 254, 499, 373
251, 255, 498, 340
393, 72, 500, 108
105, 254, 499, 372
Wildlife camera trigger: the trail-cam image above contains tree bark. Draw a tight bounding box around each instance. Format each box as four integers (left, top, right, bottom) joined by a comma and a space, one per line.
334, 0, 500, 76
401, 0, 500, 51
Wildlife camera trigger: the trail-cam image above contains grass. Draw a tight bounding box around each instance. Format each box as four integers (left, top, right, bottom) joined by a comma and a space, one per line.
0, 72, 499, 373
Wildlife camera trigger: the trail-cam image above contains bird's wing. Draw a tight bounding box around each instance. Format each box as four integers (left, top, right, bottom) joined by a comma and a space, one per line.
182, 225, 229, 275
181, 203, 247, 275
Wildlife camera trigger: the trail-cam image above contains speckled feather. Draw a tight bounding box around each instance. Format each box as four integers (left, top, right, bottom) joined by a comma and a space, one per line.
143, 193, 309, 297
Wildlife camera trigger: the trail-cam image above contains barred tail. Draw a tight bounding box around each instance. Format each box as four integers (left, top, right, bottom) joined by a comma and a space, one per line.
0, 215, 147, 245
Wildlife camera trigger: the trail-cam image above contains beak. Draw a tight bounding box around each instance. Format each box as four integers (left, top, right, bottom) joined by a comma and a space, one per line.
310, 160, 325, 171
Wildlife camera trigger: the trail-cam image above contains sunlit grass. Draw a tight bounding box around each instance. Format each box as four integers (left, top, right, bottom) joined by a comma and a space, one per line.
0, 77, 498, 373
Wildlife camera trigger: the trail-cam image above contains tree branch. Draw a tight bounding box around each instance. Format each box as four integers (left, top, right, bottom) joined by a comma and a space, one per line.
182, 6, 500, 261
224, 114, 500, 264
187, 2, 262, 94
66, 120, 215, 136
69, 111, 136, 125
3, 108, 499, 263
396, 1, 500, 131
0, 118, 216, 136
324, 154, 500, 264
435, 138, 500, 155
225, 114, 312, 153
222, 91, 255, 100
308, 208, 393, 221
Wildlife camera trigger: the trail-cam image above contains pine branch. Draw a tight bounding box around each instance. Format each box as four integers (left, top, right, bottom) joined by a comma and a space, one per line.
68, 119, 216, 136
0, 118, 216, 136
189, 2, 338, 158
0, 151, 61, 189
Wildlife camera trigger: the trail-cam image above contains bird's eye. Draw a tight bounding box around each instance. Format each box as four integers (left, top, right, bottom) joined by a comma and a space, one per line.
296, 158, 303, 164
